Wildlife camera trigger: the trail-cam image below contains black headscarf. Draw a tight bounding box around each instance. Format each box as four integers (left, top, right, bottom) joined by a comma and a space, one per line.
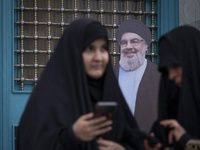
154, 26, 200, 146
17, 18, 141, 150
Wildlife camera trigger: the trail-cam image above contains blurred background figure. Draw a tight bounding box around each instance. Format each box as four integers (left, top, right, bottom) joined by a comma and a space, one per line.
146, 26, 200, 150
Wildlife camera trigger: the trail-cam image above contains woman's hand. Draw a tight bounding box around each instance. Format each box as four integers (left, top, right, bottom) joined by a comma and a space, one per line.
160, 119, 186, 144
143, 132, 162, 150
73, 113, 112, 141
97, 138, 125, 150
144, 139, 162, 150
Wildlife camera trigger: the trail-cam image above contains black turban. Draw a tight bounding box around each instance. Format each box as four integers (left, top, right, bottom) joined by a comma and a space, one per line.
116, 19, 152, 46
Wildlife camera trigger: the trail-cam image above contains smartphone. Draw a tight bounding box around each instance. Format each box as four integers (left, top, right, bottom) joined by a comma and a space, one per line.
139, 130, 161, 148
94, 101, 118, 120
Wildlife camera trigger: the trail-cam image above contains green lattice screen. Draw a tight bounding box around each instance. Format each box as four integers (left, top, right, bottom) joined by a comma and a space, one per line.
14, 0, 157, 91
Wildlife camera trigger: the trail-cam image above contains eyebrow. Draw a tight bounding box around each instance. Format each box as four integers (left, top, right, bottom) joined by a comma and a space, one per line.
130, 38, 143, 40
88, 43, 108, 48
121, 38, 142, 41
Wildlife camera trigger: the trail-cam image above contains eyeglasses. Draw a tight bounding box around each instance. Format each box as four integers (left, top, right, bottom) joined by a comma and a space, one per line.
119, 39, 144, 47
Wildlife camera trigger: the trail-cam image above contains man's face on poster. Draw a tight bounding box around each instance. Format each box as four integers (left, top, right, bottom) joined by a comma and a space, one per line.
119, 32, 148, 71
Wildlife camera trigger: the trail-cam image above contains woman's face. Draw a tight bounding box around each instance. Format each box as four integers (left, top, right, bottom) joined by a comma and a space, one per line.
82, 38, 109, 79
166, 65, 182, 87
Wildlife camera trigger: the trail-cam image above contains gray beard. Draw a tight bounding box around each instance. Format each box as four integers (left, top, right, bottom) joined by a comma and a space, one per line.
119, 49, 146, 71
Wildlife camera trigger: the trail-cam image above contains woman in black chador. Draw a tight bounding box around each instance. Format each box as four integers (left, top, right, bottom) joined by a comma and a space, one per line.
17, 18, 142, 150
147, 26, 200, 150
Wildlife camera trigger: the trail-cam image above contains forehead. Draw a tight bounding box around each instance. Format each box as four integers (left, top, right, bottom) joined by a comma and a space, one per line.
165, 65, 182, 71
121, 32, 142, 40
89, 38, 107, 46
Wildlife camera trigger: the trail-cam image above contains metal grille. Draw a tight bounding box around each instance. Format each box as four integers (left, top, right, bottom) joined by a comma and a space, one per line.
14, 0, 157, 91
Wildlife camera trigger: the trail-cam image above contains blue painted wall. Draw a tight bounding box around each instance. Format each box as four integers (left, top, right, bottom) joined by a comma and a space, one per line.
158, 0, 179, 37
156, 0, 179, 63
0, 0, 30, 150
0, 0, 179, 150
0, 0, 3, 149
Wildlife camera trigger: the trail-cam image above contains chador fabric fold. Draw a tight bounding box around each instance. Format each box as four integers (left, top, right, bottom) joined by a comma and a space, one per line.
153, 26, 200, 148
17, 18, 142, 150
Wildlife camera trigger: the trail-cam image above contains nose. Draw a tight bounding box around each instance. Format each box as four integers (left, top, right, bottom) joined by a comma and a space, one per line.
126, 41, 133, 48
168, 69, 176, 80
93, 50, 102, 61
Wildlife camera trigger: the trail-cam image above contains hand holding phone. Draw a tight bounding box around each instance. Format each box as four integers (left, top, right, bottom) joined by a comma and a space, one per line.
94, 101, 118, 120
140, 131, 161, 148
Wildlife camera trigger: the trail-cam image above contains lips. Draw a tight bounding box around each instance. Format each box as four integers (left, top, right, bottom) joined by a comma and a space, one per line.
174, 79, 181, 87
176, 82, 181, 87
124, 50, 137, 55
123, 50, 137, 58
91, 65, 102, 69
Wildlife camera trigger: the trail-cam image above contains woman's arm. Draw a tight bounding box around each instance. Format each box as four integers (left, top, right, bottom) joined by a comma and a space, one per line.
97, 138, 126, 150
160, 119, 200, 150
60, 113, 113, 149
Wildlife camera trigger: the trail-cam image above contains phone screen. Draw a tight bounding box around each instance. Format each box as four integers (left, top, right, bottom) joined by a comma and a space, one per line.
94, 101, 118, 120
